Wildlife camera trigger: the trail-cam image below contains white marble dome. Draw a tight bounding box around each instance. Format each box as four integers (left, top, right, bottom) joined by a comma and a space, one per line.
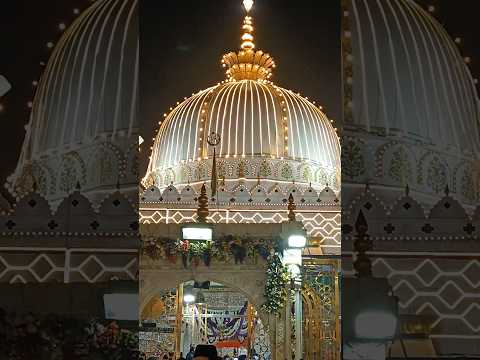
7, 0, 139, 205
343, 0, 480, 207
145, 79, 340, 191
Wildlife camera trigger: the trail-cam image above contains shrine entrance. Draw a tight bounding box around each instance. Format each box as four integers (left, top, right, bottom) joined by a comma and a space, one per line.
140, 280, 271, 359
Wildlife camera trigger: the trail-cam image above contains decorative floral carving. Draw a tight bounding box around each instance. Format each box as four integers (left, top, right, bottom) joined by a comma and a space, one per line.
460, 168, 476, 202
426, 156, 447, 193
388, 147, 412, 183
164, 169, 175, 185
280, 164, 293, 180
259, 160, 272, 177
300, 165, 312, 182
342, 139, 365, 178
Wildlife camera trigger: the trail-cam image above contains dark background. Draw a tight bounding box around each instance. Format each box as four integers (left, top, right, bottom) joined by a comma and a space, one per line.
0, 0, 479, 192
139, 0, 341, 173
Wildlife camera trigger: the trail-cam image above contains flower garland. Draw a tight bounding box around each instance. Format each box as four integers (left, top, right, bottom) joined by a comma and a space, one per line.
262, 252, 290, 315
142, 235, 278, 268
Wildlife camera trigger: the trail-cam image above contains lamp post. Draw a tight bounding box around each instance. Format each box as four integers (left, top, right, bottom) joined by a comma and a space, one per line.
180, 183, 214, 241
343, 211, 399, 360
280, 194, 307, 360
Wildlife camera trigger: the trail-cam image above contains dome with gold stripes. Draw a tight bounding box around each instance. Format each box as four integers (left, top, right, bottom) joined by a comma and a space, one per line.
144, 3, 340, 191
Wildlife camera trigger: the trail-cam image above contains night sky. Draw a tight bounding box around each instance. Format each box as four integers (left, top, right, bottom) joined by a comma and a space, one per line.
0, 0, 479, 193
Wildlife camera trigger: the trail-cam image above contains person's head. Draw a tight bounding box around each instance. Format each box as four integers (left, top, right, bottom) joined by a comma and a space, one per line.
193, 345, 219, 360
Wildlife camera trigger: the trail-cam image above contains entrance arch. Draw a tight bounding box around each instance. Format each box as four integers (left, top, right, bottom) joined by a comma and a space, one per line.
140, 259, 275, 358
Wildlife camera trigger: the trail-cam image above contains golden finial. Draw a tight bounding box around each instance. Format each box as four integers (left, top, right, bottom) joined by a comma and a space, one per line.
243, 0, 254, 12
197, 183, 209, 223
241, 16, 255, 50
287, 193, 296, 222
221, 0, 275, 81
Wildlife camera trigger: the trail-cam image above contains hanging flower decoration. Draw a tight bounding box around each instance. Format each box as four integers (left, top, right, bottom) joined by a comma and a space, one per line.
142, 235, 280, 268
262, 252, 290, 315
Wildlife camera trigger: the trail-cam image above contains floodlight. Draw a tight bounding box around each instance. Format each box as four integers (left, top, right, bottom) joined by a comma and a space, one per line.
183, 285, 196, 304
288, 234, 307, 248
355, 310, 398, 339
183, 293, 195, 303
181, 225, 213, 241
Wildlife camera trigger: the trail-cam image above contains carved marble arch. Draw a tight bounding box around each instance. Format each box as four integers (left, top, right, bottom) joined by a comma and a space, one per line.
58, 152, 86, 194
140, 269, 269, 327
87, 145, 119, 188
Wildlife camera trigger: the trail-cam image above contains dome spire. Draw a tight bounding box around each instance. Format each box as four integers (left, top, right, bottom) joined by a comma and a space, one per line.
221, 0, 276, 81
240, 0, 255, 50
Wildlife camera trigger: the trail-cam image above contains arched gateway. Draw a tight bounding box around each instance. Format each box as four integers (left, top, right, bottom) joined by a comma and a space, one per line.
139, 221, 340, 359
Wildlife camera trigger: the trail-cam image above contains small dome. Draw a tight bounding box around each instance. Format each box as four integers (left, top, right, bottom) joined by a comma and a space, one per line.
345, 0, 480, 154
7, 0, 138, 204
343, 0, 480, 207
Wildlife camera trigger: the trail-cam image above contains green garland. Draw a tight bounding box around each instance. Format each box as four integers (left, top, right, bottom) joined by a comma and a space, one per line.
262, 252, 290, 315
142, 235, 276, 267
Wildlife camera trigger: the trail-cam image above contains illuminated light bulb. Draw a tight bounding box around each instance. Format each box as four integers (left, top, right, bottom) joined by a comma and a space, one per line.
58, 23, 66, 30
73, 8, 80, 14
46, 42, 54, 48
428, 5, 435, 12
163, 113, 167, 117
27, 101, 33, 108
455, 37, 462, 44
464, 57, 471, 64
32, 81, 38, 86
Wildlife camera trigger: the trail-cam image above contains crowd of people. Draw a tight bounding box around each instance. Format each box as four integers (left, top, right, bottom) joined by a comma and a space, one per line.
141, 345, 257, 360
0, 309, 262, 360
0, 308, 139, 360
